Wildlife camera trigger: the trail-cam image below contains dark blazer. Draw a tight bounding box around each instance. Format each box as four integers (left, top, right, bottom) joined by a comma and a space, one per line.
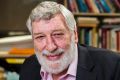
20, 44, 120, 80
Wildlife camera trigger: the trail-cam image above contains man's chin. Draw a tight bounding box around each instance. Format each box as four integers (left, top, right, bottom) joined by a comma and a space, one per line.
42, 63, 65, 74
47, 61, 61, 69
41, 56, 69, 74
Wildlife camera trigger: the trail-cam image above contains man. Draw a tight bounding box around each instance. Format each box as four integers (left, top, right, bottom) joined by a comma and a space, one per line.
20, 1, 120, 80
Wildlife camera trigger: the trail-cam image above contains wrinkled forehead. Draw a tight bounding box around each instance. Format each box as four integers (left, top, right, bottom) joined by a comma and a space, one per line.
32, 13, 69, 29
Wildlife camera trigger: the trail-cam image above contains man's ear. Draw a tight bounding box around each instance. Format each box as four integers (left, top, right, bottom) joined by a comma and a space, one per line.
74, 29, 78, 43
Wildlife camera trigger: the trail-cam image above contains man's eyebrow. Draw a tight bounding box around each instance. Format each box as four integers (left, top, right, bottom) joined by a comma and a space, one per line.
33, 32, 43, 35
52, 29, 65, 32
33, 29, 65, 35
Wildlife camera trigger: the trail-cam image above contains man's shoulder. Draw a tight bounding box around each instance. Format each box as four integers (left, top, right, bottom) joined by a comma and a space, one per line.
19, 54, 41, 80
78, 44, 120, 62
77, 45, 120, 80
22, 54, 40, 68
78, 44, 120, 75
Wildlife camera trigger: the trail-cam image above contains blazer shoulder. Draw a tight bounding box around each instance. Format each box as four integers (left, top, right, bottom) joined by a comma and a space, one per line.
78, 44, 120, 67
19, 54, 41, 80
87, 45, 120, 60
83, 45, 120, 80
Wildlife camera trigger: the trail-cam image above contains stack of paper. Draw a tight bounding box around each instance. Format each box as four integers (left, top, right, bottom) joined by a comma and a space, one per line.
0, 35, 33, 51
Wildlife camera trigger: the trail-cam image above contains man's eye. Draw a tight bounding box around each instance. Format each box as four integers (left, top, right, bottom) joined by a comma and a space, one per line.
35, 36, 45, 40
53, 33, 64, 37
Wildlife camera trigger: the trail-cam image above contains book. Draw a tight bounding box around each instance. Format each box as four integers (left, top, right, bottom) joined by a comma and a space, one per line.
110, 28, 117, 51
76, 0, 88, 12
85, 0, 100, 13
116, 31, 120, 52
101, 25, 120, 51
106, 0, 115, 12
110, 0, 120, 12
79, 28, 85, 44
103, 18, 120, 24
98, 28, 102, 48
67, 0, 79, 12
115, 0, 120, 9
84, 28, 91, 45
101, 28, 108, 48
95, 0, 104, 12
77, 17, 99, 27
99, 0, 111, 12
92, 27, 98, 47
78, 27, 96, 46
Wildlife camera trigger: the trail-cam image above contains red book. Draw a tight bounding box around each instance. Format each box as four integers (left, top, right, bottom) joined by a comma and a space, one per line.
115, 0, 120, 9
68, 0, 78, 12
116, 31, 120, 52
101, 28, 108, 49
85, 0, 93, 12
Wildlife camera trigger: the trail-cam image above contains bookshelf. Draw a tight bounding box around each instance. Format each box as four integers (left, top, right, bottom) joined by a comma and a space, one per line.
62, 0, 120, 52
0, 53, 29, 64
0, 37, 33, 79
73, 13, 120, 17
0, 53, 30, 79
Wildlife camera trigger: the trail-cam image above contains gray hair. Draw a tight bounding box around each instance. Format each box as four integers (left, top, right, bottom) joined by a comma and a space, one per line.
26, 1, 76, 33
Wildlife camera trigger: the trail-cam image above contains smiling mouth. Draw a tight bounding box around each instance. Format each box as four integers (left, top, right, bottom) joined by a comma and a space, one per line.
45, 52, 63, 61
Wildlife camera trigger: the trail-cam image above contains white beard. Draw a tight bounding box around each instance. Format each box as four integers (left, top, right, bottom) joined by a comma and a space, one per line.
35, 35, 76, 74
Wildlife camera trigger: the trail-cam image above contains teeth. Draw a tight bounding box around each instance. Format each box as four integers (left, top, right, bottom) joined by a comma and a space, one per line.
46, 52, 63, 56
46, 53, 62, 61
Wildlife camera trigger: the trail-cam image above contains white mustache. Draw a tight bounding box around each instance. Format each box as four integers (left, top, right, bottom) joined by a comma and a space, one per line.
42, 48, 64, 55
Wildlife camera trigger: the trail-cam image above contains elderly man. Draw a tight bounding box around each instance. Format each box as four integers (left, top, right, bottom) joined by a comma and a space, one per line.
20, 1, 120, 80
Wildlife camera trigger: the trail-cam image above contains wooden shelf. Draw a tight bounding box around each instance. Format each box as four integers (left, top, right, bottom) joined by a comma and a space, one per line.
0, 53, 30, 64
0, 54, 30, 58
73, 13, 120, 17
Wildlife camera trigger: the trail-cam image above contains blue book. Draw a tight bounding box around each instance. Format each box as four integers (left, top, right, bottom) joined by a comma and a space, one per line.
76, 0, 88, 12
84, 28, 91, 45
99, 0, 111, 12
95, 0, 104, 12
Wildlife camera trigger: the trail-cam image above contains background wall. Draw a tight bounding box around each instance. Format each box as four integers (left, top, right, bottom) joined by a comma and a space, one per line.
0, 0, 56, 32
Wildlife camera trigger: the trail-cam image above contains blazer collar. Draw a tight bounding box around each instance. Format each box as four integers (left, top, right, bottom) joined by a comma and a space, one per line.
76, 44, 96, 80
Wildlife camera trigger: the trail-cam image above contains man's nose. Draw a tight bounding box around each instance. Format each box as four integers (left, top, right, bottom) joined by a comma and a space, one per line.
46, 37, 57, 52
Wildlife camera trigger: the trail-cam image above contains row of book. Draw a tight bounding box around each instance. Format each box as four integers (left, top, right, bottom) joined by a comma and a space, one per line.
99, 25, 120, 52
65, 0, 120, 13
77, 17, 120, 52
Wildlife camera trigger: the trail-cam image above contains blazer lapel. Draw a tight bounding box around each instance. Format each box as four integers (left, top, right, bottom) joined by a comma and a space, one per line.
76, 45, 96, 80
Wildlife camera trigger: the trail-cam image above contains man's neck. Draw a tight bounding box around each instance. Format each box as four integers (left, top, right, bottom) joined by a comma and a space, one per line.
52, 68, 68, 80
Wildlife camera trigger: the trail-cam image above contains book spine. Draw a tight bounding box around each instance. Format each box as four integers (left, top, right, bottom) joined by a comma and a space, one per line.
98, 28, 102, 48
85, 0, 100, 13
92, 27, 98, 47
67, 0, 79, 12
76, 0, 88, 12
116, 31, 120, 52
110, 29, 117, 51
98, 0, 111, 12
101, 28, 108, 48
80, 28, 85, 44
106, 0, 115, 12
115, 0, 120, 9
95, 0, 104, 12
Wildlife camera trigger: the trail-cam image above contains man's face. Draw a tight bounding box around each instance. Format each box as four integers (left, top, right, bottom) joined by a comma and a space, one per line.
32, 14, 78, 74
